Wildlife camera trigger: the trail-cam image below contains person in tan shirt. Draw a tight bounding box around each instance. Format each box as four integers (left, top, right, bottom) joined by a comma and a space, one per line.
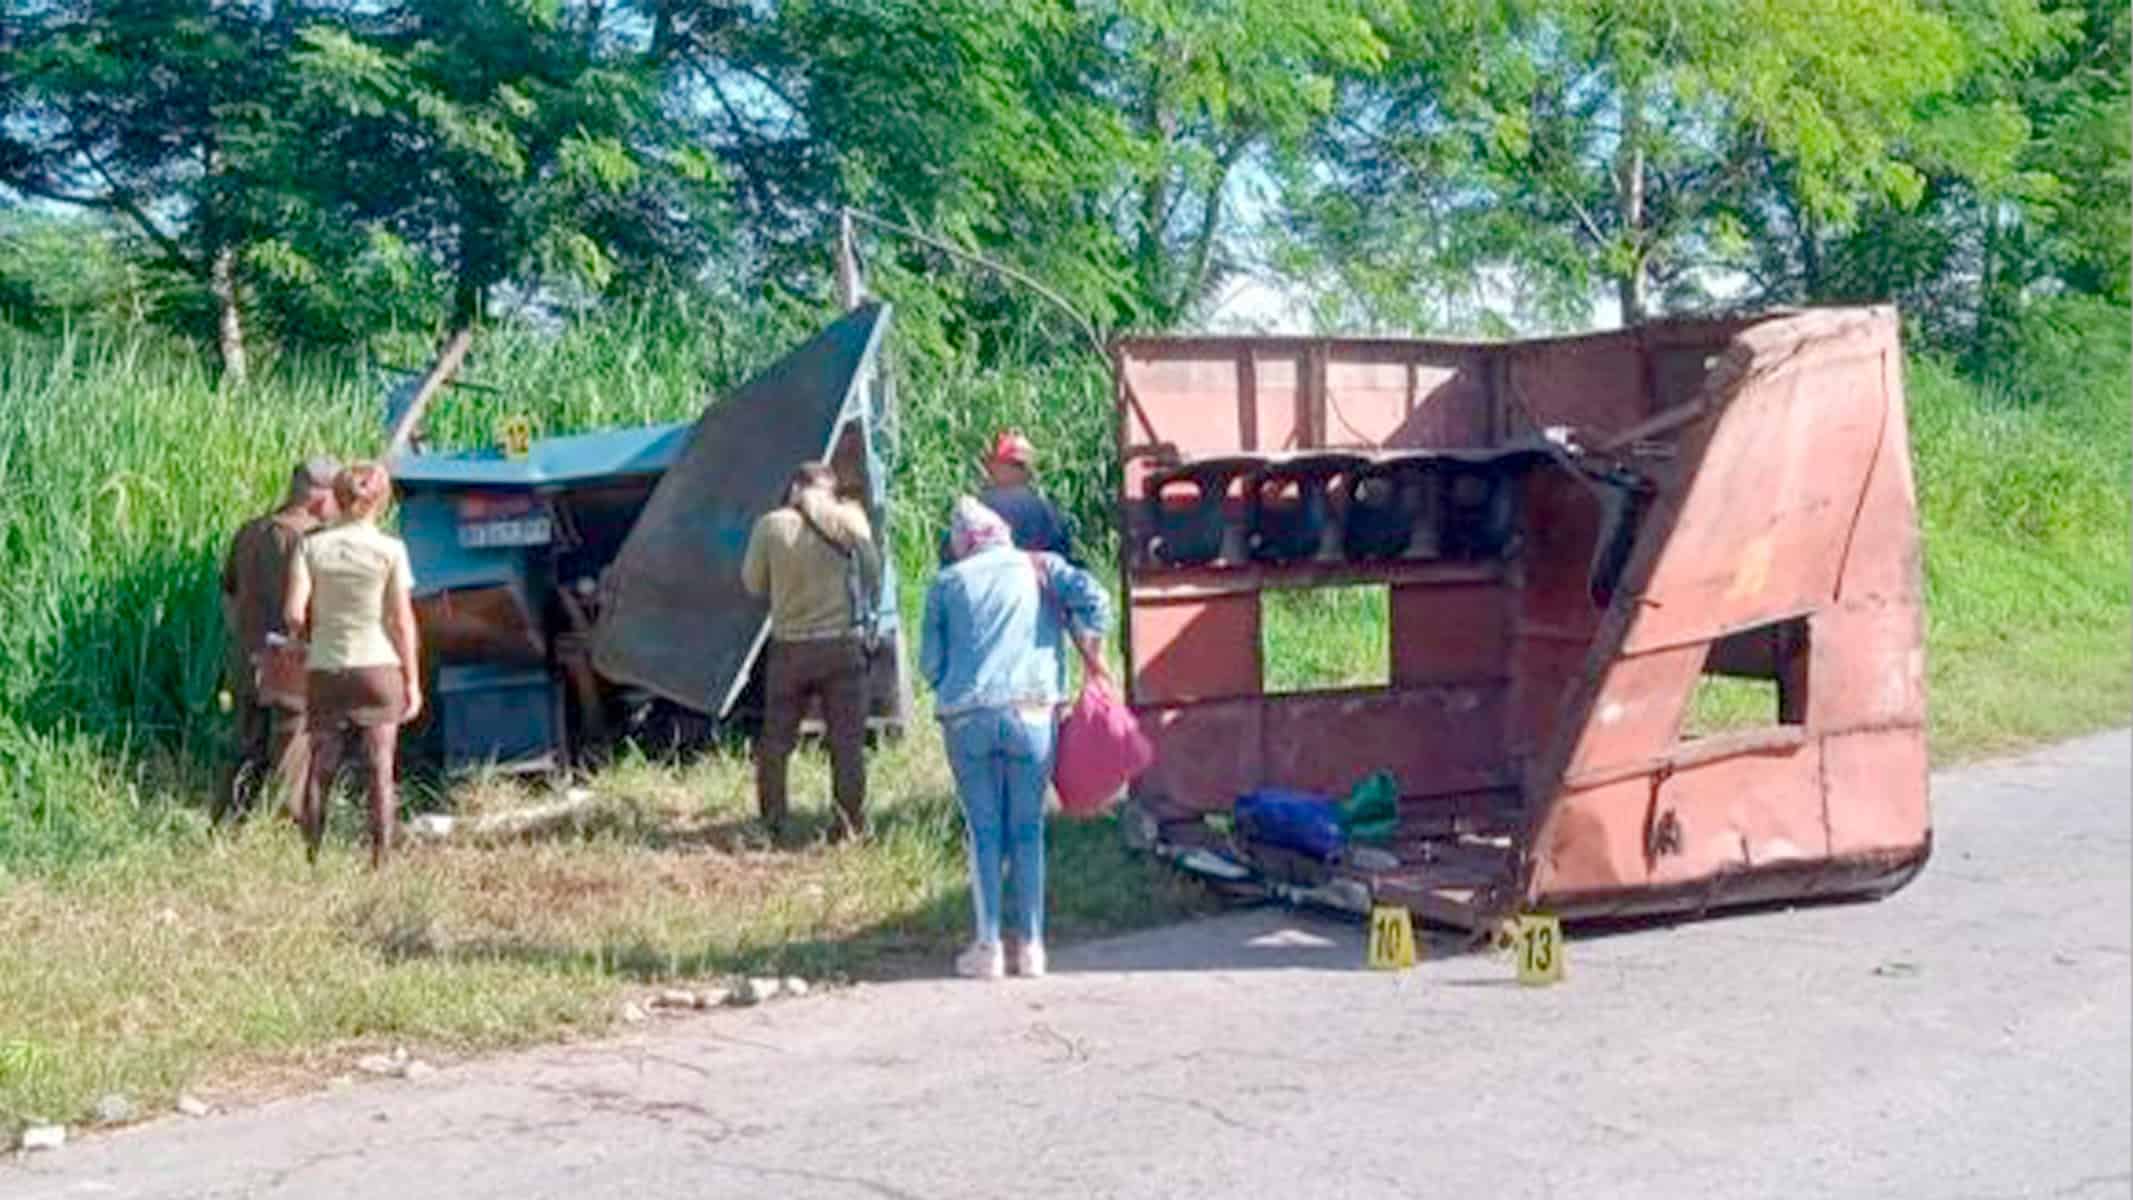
284, 462, 422, 869
216, 456, 339, 824
741, 461, 881, 840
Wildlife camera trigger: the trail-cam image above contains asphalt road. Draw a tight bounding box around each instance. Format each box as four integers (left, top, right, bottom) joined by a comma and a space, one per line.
7, 732, 2129, 1200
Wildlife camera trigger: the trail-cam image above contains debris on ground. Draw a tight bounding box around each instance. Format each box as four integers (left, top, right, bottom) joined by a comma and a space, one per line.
354, 1047, 434, 1079
780, 977, 810, 998
406, 792, 600, 842
1347, 846, 1400, 873
732, 977, 781, 1006
654, 989, 697, 1010
92, 1094, 134, 1125
405, 814, 456, 838
175, 1094, 213, 1118
620, 1002, 649, 1024
17, 1124, 65, 1153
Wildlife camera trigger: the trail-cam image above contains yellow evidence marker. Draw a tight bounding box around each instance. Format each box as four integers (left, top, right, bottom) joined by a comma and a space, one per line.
496, 413, 536, 459
1510, 913, 1565, 986
1366, 903, 1418, 970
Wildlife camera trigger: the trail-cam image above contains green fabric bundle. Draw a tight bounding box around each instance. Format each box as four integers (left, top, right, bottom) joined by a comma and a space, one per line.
1338, 771, 1400, 843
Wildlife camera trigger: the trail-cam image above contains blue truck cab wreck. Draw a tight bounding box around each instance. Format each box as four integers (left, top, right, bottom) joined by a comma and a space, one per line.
387, 304, 906, 771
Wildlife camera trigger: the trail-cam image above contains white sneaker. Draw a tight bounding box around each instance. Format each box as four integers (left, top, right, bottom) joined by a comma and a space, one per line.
1012, 940, 1047, 979
955, 940, 1005, 980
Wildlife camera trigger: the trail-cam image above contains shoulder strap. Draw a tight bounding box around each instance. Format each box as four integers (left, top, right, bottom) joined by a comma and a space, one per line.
794, 501, 852, 559
800, 501, 880, 638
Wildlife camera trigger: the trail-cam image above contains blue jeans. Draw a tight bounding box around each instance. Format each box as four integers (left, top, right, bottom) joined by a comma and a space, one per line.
942, 707, 1056, 945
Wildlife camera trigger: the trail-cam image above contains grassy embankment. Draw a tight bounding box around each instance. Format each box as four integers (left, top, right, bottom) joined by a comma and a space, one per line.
1, 309, 2126, 1134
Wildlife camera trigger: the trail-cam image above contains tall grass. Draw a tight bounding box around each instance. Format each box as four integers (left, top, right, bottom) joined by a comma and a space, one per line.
1902, 301, 2132, 754
0, 331, 373, 866
5, 298, 2127, 870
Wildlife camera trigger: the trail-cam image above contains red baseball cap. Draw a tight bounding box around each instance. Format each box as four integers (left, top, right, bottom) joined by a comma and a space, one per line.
988, 430, 1035, 467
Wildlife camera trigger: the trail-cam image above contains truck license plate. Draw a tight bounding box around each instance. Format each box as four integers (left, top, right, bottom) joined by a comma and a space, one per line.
459, 515, 553, 548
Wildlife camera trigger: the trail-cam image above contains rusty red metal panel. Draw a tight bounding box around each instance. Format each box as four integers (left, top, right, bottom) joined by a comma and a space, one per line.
1646, 741, 1829, 885
1518, 470, 1610, 622
1507, 635, 1588, 761
1261, 685, 1509, 800
1136, 701, 1263, 817
1129, 596, 1261, 705
1619, 348, 1888, 655
1119, 345, 1311, 460
1810, 599, 1927, 731
1390, 583, 1506, 685
1531, 778, 1651, 897
1506, 469, 1609, 760
1559, 646, 1706, 780
1502, 335, 1653, 439
1116, 308, 1929, 927
1823, 728, 1931, 856
1515, 308, 1929, 918
1252, 353, 1304, 452
1323, 350, 1491, 449
1533, 742, 1828, 902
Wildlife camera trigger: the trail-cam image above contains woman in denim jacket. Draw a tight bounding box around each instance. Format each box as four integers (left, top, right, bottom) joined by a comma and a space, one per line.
921, 497, 1113, 980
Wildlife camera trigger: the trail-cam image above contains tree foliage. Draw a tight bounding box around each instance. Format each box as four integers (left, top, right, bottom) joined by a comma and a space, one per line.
0, 0, 2123, 368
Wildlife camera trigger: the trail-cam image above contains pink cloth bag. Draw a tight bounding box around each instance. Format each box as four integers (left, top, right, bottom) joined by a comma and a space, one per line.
1032, 555, 1155, 817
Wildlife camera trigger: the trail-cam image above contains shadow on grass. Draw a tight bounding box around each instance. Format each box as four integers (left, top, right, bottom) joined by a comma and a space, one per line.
350, 800, 1222, 986
389, 901, 974, 986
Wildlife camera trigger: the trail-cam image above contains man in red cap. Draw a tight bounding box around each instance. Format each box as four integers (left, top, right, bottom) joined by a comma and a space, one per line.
938, 429, 1078, 567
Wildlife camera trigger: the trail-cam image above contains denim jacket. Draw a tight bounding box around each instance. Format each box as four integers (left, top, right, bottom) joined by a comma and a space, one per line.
920, 546, 1112, 719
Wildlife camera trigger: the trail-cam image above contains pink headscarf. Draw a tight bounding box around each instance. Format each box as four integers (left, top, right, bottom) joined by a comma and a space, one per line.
949, 495, 1013, 559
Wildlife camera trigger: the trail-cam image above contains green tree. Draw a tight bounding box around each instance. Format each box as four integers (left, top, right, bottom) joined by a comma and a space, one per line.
1292, 0, 2000, 330
686, 0, 1383, 348
275, 0, 730, 440
1730, 0, 2126, 365
0, 1, 334, 382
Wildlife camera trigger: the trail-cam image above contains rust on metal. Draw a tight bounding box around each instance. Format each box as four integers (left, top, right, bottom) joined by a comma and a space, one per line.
1114, 307, 1929, 929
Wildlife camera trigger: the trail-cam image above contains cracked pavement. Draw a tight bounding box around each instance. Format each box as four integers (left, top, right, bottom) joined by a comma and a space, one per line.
5, 732, 2128, 1199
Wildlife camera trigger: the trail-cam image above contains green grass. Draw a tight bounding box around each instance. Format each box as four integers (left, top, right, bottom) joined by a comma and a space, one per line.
1262, 586, 1390, 693
0, 300, 2125, 1135
0, 722, 1209, 1127
1904, 345, 2132, 757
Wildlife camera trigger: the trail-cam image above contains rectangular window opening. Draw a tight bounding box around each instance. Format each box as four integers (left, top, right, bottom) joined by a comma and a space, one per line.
1260, 585, 1391, 694
1682, 616, 1810, 739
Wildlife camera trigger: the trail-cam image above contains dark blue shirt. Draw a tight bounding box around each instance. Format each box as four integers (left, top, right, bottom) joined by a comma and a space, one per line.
939, 485, 1078, 567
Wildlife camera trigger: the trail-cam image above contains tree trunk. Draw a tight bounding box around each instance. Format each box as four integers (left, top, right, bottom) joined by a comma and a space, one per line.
384, 324, 475, 460
385, 275, 483, 459
209, 244, 248, 389
1615, 92, 1648, 325
1969, 199, 2006, 373
1135, 66, 1177, 322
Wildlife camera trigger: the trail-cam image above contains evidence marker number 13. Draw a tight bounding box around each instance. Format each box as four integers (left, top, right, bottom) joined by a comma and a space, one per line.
1506, 914, 1565, 986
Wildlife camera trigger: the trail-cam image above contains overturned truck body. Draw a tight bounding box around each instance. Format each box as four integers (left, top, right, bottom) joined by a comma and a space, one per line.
390, 304, 906, 770
1115, 306, 1928, 930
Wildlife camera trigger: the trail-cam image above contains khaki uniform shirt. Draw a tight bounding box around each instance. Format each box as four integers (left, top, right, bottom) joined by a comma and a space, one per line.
292, 521, 415, 671
740, 492, 881, 642
221, 509, 319, 663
